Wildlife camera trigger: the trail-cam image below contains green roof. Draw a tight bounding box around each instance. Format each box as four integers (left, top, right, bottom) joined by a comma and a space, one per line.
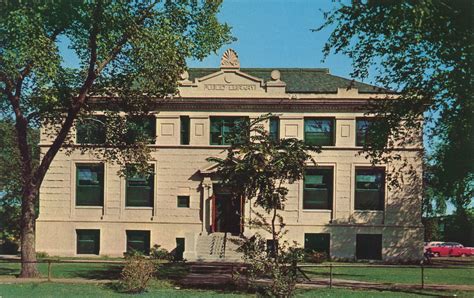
188, 68, 389, 94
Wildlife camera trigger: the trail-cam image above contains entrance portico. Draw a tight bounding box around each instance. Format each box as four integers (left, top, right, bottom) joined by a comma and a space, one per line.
200, 168, 244, 236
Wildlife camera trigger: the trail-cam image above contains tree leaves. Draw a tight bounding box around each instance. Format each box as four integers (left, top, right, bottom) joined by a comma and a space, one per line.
318, 0, 473, 208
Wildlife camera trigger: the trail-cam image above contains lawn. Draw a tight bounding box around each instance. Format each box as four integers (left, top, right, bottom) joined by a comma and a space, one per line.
2, 260, 473, 286
301, 264, 474, 286
0, 261, 124, 280
0, 282, 472, 298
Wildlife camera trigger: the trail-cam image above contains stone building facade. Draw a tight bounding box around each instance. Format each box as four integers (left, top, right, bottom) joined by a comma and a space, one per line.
36, 50, 424, 261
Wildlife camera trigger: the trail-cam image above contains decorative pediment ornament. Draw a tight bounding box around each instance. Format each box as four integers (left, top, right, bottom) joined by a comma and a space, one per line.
220, 49, 240, 69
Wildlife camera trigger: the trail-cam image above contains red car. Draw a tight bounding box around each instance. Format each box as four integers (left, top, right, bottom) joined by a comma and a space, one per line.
427, 242, 472, 257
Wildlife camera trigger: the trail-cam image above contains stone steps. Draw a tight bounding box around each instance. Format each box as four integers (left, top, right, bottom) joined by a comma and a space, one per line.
193, 233, 244, 262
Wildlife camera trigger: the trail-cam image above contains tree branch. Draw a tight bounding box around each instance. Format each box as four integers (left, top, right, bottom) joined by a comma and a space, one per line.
95, 0, 158, 74
32, 0, 157, 189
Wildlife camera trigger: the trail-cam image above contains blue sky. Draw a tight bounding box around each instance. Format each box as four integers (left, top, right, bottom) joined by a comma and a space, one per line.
188, 0, 357, 79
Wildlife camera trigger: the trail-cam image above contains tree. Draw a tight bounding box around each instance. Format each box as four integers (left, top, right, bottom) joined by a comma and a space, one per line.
0, 120, 39, 251
207, 115, 318, 296
0, 1, 232, 277
317, 0, 473, 207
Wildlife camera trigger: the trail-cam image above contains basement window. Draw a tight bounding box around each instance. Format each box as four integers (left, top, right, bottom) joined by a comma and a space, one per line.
304, 233, 330, 256
76, 230, 100, 255
126, 230, 150, 255
356, 234, 382, 260
175, 238, 185, 261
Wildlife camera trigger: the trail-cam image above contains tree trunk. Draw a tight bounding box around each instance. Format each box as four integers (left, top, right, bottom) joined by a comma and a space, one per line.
19, 186, 39, 278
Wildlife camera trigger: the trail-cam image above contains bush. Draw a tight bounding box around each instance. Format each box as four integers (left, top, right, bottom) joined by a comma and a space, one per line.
123, 248, 145, 258
237, 234, 305, 297
150, 244, 173, 261
36, 251, 49, 259
120, 255, 156, 293
304, 250, 328, 263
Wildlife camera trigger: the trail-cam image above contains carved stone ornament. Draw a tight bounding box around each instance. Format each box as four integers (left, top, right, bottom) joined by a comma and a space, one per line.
220, 49, 240, 69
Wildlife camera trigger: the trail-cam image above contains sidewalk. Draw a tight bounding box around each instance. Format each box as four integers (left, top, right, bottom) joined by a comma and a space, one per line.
1, 274, 473, 293
299, 277, 474, 292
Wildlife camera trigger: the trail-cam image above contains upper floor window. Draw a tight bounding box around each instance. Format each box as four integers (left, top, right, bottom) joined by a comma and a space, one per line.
210, 116, 248, 145
125, 116, 156, 144
180, 116, 190, 145
356, 118, 388, 147
304, 118, 335, 146
269, 117, 280, 142
125, 165, 154, 207
76, 116, 106, 144
76, 163, 104, 206
356, 118, 375, 147
355, 168, 385, 211
303, 168, 333, 210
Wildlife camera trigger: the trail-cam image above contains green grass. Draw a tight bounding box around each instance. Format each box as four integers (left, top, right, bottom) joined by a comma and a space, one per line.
302, 265, 474, 285
0, 262, 124, 279
0, 281, 249, 297
0, 282, 471, 298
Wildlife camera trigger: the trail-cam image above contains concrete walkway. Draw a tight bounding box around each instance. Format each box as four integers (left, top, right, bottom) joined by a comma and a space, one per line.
0, 276, 112, 284
299, 277, 474, 292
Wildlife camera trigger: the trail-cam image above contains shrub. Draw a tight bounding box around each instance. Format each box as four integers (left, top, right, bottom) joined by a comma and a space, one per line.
304, 251, 328, 263
120, 255, 156, 293
123, 248, 144, 258
237, 234, 305, 297
150, 244, 173, 261
36, 251, 49, 259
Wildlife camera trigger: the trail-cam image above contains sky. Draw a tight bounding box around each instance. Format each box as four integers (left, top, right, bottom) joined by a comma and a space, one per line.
187, 0, 358, 79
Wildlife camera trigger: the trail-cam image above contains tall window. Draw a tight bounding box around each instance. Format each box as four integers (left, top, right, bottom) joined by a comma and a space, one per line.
76, 164, 104, 206
303, 168, 333, 210
304, 233, 330, 256
76, 116, 106, 144
76, 230, 100, 255
356, 234, 382, 260
269, 117, 280, 142
180, 116, 190, 145
304, 118, 335, 146
126, 230, 150, 255
125, 116, 156, 144
125, 165, 154, 207
355, 168, 385, 210
210, 116, 248, 145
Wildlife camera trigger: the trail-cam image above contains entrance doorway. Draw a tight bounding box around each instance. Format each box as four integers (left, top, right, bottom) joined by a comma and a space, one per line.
212, 186, 242, 235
